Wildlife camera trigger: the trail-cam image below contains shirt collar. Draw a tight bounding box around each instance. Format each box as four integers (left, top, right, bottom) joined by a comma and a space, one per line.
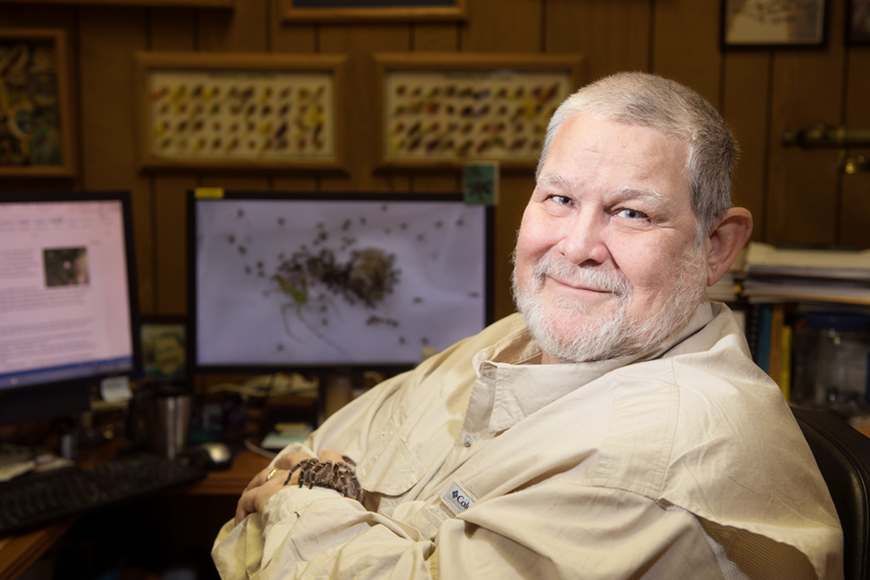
473, 302, 715, 433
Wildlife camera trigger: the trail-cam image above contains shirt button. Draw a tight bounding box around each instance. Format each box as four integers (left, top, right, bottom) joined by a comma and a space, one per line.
463, 434, 475, 447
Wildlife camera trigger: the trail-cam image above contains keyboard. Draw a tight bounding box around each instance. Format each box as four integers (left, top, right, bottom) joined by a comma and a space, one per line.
0, 452, 208, 536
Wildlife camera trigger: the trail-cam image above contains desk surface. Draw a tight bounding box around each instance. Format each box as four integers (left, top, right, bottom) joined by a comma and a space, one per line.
0, 448, 271, 580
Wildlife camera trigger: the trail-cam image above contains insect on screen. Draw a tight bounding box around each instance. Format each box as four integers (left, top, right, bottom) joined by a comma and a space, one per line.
188, 190, 493, 371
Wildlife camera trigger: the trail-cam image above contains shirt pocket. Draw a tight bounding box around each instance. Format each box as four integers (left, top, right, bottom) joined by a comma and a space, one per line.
356, 416, 428, 497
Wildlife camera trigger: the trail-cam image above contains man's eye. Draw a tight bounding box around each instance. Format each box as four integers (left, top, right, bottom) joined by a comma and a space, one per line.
550, 195, 573, 206
617, 208, 648, 220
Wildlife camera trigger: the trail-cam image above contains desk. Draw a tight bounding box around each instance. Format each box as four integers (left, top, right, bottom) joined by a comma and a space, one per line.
0, 448, 271, 580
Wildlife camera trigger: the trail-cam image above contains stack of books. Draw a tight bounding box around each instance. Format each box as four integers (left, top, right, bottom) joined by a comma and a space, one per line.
741, 242, 870, 305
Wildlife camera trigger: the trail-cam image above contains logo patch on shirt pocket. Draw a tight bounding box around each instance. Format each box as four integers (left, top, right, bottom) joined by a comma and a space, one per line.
442, 482, 476, 515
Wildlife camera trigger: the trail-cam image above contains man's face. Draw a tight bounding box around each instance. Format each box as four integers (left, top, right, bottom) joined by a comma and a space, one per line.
513, 112, 708, 364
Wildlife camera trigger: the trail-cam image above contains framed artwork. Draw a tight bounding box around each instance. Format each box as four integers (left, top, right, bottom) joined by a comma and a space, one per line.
848, 0, 870, 43
375, 53, 586, 169
135, 52, 347, 171
0, 29, 76, 178
140, 316, 188, 383
281, 0, 466, 23
721, 0, 827, 47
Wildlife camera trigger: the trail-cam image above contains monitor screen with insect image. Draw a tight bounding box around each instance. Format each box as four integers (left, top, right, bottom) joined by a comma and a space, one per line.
188, 190, 493, 371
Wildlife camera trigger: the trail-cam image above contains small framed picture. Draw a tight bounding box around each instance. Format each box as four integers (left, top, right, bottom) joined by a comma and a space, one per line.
140, 316, 187, 382
721, 0, 827, 47
0, 28, 76, 178
848, 0, 870, 43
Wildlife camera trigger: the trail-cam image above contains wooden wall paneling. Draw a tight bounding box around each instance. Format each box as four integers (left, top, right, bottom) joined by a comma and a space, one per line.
461, 0, 541, 319
722, 52, 771, 240
840, 47, 870, 250
651, 0, 722, 109
271, 0, 321, 194
765, 0, 847, 246
151, 176, 194, 313
0, 4, 77, 30
78, 6, 156, 312
149, 8, 198, 314
492, 173, 533, 320
544, 0, 652, 82
408, 23, 461, 194
318, 25, 412, 193
198, 0, 268, 53
461, 0, 541, 52
412, 22, 459, 52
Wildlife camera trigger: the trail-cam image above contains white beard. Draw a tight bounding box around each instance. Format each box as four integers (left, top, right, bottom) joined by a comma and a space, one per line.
511, 247, 708, 363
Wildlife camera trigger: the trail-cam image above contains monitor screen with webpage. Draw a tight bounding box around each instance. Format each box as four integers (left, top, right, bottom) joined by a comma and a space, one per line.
189, 190, 494, 371
0, 191, 141, 425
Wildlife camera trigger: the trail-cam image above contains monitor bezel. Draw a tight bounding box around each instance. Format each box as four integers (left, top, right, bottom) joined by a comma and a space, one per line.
187, 189, 495, 375
0, 190, 143, 426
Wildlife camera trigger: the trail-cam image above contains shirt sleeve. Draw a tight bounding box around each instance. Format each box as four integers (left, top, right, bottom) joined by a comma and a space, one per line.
212, 479, 740, 580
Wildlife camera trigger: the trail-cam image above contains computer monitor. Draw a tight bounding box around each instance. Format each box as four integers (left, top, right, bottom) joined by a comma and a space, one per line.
0, 191, 141, 426
189, 190, 494, 372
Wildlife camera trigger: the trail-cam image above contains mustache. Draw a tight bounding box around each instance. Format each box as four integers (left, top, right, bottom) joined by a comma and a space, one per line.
533, 255, 631, 296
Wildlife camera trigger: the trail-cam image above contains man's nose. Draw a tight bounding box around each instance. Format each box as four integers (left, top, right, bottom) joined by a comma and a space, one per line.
557, 211, 609, 266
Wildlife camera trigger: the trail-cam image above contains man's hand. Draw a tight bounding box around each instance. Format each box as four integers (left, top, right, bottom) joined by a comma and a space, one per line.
234, 450, 347, 525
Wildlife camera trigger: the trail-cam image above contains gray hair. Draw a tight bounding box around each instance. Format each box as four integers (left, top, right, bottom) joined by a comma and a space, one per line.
536, 72, 737, 240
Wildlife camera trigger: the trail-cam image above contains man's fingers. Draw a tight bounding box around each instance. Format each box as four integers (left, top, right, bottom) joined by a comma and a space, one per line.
317, 450, 345, 464
275, 451, 314, 471
243, 466, 277, 493
235, 488, 257, 525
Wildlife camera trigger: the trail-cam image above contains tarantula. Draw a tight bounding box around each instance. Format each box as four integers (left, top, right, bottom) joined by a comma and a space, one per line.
294, 458, 366, 503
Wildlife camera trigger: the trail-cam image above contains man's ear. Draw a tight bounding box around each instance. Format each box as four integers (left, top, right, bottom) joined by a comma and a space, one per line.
705, 207, 753, 286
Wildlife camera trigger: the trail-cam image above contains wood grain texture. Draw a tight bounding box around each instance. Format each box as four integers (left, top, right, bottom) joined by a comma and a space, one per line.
150, 8, 197, 315
319, 24, 411, 192
722, 51, 771, 240
840, 47, 870, 249
651, 0, 721, 108
545, 0, 651, 81
461, 0, 540, 53
78, 6, 155, 312
766, 0, 847, 246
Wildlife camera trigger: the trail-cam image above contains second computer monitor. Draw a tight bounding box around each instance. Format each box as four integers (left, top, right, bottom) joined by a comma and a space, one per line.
189, 191, 494, 371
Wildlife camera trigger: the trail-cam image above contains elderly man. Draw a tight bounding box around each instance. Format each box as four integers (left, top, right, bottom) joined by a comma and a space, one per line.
213, 72, 842, 579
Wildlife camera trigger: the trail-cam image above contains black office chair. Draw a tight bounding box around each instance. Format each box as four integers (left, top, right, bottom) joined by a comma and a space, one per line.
792, 406, 870, 580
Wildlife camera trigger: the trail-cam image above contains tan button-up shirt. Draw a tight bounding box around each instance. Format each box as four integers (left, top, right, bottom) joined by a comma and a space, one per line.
213, 302, 843, 579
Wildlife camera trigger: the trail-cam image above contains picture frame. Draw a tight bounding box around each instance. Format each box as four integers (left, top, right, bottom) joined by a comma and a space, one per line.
721, 0, 828, 47
140, 316, 188, 383
847, 0, 870, 44
281, 0, 466, 23
374, 53, 586, 170
135, 52, 347, 172
0, 28, 76, 178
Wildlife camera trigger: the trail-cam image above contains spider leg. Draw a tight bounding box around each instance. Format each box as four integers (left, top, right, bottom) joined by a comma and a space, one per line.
294, 304, 350, 356
280, 302, 304, 343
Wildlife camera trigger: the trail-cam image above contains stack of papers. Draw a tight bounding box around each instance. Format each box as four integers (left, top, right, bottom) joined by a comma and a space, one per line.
260, 422, 313, 450
742, 242, 870, 304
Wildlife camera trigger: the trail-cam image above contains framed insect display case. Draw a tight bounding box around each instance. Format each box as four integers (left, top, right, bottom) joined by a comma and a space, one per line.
0, 28, 76, 178
281, 0, 466, 23
135, 52, 347, 172
374, 53, 586, 170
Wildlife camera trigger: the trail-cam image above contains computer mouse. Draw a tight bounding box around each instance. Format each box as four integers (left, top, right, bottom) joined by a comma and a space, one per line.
187, 441, 233, 470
